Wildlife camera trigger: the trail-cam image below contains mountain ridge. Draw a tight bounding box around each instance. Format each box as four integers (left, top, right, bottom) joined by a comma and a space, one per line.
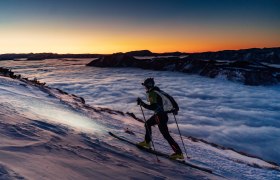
1, 47, 279, 63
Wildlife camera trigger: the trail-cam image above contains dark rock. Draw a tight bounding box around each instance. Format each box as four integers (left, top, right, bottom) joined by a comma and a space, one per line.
87, 52, 280, 86
124, 50, 187, 57
125, 50, 153, 56
158, 51, 187, 56
126, 112, 144, 123
184, 47, 280, 64
80, 97, 85, 104
86, 53, 139, 67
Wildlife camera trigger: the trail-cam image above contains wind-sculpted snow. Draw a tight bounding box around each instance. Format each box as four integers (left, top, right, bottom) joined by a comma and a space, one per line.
0, 164, 24, 180
31, 120, 69, 136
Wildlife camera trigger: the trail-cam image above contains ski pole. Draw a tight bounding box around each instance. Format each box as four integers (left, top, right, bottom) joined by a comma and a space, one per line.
173, 113, 190, 159
140, 105, 160, 162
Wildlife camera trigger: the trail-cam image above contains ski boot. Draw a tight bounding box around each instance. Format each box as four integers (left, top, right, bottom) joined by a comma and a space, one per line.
137, 140, 151, 149
170, 152, 184, 160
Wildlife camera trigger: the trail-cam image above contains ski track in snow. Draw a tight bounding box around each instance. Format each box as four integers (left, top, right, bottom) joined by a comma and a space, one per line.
0, 59, 280, 179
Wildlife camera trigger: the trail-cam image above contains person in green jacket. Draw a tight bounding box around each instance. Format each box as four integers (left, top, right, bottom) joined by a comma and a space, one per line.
137, 78, 183, 160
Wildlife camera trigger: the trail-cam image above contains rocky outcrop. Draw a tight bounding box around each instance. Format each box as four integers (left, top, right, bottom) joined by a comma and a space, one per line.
86, 53, 139, 67
125, 50, 153, 56
0, 67, 47, 86
87, 53, 280, 86
185, 48, 280, 64
125, 50, 187, 57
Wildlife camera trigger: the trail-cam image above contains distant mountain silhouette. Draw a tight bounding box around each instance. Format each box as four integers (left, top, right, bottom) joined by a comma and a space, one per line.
0, 53, 102, 60
125, 50, 187, 56
125, 50, 153, 56
0, 51, 187, 60
1, 47, 280, 85
87, 48, 280, 86
1, 47, 279, 63
185, 47, 280, 64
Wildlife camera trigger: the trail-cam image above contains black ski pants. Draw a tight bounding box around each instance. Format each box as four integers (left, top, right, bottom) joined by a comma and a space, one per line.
144, 113, 182, 154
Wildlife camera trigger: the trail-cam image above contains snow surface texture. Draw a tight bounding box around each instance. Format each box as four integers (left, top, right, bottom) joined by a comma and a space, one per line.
0, 75, 280, 179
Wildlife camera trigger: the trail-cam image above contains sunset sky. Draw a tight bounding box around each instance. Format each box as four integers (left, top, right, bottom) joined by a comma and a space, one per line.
0, 0, 279, 54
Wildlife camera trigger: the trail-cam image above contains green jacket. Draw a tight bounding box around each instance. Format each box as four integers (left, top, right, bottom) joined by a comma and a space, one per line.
141, 86, 164, 113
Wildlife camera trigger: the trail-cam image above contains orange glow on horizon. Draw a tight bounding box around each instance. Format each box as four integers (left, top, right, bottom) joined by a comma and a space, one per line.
0, 22, 279, 54
1, 1, 279, 55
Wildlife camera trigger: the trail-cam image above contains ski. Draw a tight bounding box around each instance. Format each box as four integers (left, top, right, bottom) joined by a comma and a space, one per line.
108, 131, 213, 174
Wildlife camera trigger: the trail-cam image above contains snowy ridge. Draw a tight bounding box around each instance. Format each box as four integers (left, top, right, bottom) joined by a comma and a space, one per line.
1, 71, 280, 179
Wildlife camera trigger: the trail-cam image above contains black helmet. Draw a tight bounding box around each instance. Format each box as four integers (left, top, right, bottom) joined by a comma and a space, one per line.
142, 78, 155, 88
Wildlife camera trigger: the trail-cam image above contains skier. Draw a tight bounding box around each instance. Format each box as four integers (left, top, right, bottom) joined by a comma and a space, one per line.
137, 78, 184, 160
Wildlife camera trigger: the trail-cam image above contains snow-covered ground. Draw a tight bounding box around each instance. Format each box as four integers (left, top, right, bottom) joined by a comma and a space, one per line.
1, 59, 280, 179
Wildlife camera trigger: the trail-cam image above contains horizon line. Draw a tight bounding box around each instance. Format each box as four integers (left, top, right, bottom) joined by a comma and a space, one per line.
0, 46, 279, 55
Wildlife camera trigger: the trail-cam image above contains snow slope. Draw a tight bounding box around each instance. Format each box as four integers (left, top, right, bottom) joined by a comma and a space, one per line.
0, 73, 280, 179
0, 75, 218, 179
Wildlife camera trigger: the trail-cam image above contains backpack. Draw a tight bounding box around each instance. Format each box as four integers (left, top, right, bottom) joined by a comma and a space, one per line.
154, 90, 179, 114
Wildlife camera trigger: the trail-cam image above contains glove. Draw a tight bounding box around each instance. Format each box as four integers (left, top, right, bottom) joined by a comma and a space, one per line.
172, 108, 178, 115
137, 97, 143, 106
